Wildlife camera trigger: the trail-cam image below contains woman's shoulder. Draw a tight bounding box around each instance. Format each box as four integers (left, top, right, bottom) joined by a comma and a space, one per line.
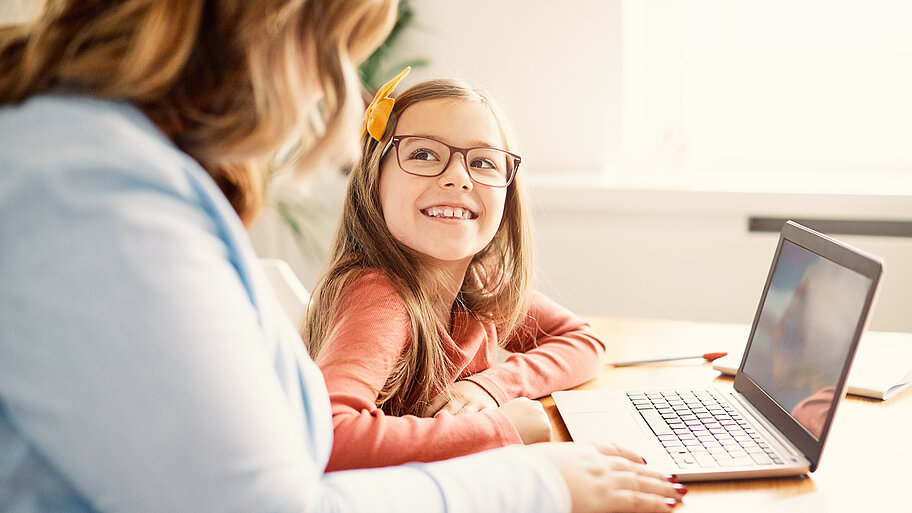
0, 94, 201, 192
3, 94, 160, 146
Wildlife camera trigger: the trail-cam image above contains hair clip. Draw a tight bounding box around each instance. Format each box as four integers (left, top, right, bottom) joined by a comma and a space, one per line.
364, 66, 411, 142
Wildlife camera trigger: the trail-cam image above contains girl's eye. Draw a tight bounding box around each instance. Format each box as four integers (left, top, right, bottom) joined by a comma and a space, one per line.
409, 148, 440, 161
470, 158, 497, 170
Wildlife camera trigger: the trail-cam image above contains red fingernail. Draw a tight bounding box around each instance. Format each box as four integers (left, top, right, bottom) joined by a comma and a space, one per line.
665, 498, 679, 509
642, 457, 648, 464
667, 475, 679, 484
673, 483, 688, 495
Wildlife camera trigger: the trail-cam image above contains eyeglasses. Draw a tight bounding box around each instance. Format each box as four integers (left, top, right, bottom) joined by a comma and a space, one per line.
381, 135, 521, 187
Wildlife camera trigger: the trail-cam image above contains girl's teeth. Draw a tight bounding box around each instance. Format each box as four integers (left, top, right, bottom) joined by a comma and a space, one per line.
424, 207, 473, 219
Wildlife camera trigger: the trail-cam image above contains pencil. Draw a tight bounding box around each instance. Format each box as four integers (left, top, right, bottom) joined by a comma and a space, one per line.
612, 352, 728, 367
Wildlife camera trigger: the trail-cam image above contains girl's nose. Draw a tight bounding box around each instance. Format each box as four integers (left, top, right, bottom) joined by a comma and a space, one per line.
438, 151, 473, 190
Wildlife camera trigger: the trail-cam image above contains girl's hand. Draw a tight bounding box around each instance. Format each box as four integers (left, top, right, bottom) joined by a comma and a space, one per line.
529, 442, 685, 513
499, 397, 552, 444
423, 380, 499, 417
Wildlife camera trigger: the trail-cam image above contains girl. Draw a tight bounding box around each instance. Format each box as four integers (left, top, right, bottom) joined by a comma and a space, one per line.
303, 73, 608, 471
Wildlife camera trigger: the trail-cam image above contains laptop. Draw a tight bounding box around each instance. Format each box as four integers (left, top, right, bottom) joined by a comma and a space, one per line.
553, 221, 884, 481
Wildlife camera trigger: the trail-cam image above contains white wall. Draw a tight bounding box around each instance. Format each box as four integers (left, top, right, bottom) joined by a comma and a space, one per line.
0, 1, 41, 24
380, 1, 912, 332
530, 187, 912, 332
387, 0, 623, 178
254, 1, 912, 333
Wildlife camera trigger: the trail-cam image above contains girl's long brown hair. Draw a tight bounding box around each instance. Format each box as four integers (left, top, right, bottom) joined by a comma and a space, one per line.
0, 0, 397, 224
303, 79, 533, 416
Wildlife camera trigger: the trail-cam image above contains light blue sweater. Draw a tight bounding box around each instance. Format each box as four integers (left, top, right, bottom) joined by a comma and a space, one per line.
0, 95, 568, 513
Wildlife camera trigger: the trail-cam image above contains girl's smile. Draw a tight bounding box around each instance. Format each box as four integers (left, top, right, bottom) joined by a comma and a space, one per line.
420, 204, 479, 220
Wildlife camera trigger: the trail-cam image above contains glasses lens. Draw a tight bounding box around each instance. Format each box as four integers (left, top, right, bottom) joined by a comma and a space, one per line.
397, 137, 450, 176
465, 148, 513, 186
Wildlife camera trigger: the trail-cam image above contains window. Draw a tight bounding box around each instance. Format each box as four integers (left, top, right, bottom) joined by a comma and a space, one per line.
610, 0, 912, 193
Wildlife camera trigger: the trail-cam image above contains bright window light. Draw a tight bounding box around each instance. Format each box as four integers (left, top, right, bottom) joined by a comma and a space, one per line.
609, 0, 912, 193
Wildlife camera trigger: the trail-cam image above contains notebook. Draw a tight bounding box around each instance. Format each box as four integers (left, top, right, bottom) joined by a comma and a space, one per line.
712, 330, 912, 401
553, 221, 884, 481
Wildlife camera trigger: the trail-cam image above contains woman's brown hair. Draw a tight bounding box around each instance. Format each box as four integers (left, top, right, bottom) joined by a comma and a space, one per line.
303, 79, 533, 416
0, 0, 397, 224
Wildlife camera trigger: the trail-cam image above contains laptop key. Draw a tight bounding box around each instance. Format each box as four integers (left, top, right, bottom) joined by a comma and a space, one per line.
691, 451, 718, 468
749, 452, 774, 465
640, 408, 675, 436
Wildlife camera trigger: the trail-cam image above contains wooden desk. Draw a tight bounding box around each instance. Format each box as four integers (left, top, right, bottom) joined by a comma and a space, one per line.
542, 317, 912, 511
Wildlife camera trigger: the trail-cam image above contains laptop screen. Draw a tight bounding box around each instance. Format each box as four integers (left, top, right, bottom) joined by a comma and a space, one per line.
741, 239, 873, 439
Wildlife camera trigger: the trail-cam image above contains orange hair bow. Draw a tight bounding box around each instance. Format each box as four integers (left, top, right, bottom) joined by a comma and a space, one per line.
364, 66, 411, 141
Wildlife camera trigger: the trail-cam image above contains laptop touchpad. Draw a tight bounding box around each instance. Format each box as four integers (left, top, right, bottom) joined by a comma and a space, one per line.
563, 411, 653, 449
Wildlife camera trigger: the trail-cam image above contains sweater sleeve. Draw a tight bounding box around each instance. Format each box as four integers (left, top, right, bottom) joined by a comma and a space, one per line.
464, 292, 607, 405
317, 274, 522, 471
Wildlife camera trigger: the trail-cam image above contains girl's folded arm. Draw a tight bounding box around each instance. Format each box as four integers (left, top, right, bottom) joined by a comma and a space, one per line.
464, 291, 607, 404
324, 391, 522, 470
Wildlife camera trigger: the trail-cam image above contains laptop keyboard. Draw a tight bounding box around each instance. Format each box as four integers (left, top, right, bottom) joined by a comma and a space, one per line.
627, 390, 785, 469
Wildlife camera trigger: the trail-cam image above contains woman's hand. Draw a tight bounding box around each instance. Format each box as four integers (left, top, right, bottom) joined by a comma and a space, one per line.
423, 380, 499, 417
498, 397, 553, 444
530, 442, 685, 513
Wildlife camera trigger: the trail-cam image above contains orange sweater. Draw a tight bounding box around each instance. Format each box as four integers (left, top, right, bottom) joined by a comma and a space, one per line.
317, 272, 606, 471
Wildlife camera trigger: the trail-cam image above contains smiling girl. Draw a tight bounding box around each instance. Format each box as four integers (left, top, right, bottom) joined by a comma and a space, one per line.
303, 73, 608, 471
